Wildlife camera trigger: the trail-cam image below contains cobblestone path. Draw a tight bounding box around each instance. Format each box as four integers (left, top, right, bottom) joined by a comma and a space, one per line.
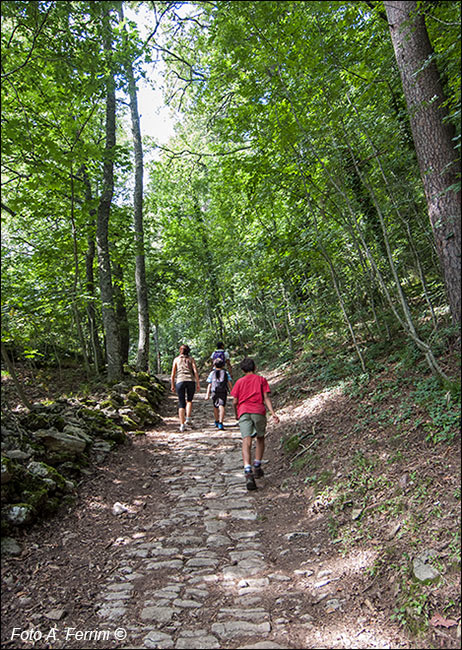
93, 390, 292, 649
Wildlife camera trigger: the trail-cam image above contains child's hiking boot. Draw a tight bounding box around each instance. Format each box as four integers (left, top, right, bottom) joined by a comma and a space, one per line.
253, 464, 264, 479
218, 422, 224, 430
245, 470, 257, 491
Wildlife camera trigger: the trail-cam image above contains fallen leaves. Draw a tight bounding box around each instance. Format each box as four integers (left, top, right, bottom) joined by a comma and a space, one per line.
430, 612, 458, 628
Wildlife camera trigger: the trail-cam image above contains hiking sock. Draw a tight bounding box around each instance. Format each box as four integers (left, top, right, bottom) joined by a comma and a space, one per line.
244, 465, 253, 474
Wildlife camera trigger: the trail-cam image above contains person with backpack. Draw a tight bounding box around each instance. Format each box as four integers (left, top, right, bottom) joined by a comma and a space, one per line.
231, 358, 279, 491
205, 358, 233, 430
170, 344, 201, 432
210, 341, 232, 378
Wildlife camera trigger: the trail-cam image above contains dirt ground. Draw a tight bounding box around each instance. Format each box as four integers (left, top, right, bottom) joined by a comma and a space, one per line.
1, 366, 460, 649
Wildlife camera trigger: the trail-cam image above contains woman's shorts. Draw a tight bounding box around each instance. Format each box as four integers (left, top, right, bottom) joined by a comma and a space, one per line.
176, 381, 196, 409
212, 391, 227, 408
238, 413, 267, 438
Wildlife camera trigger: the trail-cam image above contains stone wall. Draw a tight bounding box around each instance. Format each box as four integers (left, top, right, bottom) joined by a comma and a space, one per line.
1, 371, 166, 538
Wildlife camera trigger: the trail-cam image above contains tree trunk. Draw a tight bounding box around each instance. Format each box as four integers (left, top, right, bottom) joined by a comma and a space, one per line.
96, 8, 123, 382
384, 0, 461, 324
153, 322, 162, 374
112, 261, 130, 366
195, 201, 225, 338
118, 5, 150, 371
82, 167, 104, 373
69, 163, 91, 377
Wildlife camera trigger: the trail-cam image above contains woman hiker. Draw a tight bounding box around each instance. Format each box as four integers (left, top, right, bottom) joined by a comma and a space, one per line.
170, 344, 201, 432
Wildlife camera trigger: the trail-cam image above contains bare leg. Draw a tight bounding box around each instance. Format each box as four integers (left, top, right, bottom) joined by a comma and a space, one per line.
218, 404, 225, 423
255, 436, 265, 462
242, 436, 253, 467
185, 401, 193, 419
179, 408, 186, 425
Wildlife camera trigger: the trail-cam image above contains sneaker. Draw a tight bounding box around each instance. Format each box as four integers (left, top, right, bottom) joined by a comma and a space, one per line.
214, 421, 220, 428
253, 464, 264, 479
186, 418, 194, 428
217, 422, 224, 430
245, 471, 257, 491
179, 423, 185, 432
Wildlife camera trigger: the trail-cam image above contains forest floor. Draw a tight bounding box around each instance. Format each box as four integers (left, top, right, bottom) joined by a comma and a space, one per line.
1, 362, 460, 649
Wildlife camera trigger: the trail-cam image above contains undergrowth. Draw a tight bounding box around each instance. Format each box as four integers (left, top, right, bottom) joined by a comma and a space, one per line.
275, 326, 460, 642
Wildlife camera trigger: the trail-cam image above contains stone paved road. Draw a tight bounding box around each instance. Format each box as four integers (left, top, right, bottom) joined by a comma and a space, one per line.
94, 389, 293, 649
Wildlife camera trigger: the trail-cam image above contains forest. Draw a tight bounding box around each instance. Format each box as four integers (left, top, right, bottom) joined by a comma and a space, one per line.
1, 1, 461, 648
1, 0, 460, 381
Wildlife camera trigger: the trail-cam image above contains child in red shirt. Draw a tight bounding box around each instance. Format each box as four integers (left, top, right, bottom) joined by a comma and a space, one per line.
231, 358, 279, 490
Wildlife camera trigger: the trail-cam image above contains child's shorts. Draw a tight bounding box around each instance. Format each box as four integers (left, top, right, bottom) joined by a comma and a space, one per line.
239, 413, 267, 438
212, 391, 227, 408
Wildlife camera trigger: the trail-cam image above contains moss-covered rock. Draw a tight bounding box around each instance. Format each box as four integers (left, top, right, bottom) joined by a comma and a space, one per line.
1, 369, 165, 534
26, 461, 69, 492
132, 385, 150, 399
21, 486, 49, 510
22, 409, 67, 433
21, 412, 54, 431
2, 459, 74, 522
57, 459, 89, 475
127, 390, 140, 405
100, 398, 122, 411
109, 392, 125, 405
135, 371, 151, 386
99, 425, 127, 444
133, 402, 161, 425
120, 418, 136, 431
1, 456, 14, 486
3, 503, 35, 526
33, 428, 87, 458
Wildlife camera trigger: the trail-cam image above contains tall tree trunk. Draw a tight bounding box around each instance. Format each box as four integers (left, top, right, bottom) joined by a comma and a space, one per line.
82, 167, 104, 373
112, 261, 130, 366
153, 322, 162, 374
69, 162, 91, 377
384, 1, 461, 324
195, 201, 225, 338
118, 5, 150, 371
279, 282, 295, 355
96, 8, 122, 382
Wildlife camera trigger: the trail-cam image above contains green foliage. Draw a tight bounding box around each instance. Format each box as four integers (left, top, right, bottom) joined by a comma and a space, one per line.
412, 376, 460, 444
1, 1, 460, 393
391, 557, 431, 635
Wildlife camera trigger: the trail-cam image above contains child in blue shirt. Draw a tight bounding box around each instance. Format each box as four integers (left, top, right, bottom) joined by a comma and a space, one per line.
205, 358, 233, 430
